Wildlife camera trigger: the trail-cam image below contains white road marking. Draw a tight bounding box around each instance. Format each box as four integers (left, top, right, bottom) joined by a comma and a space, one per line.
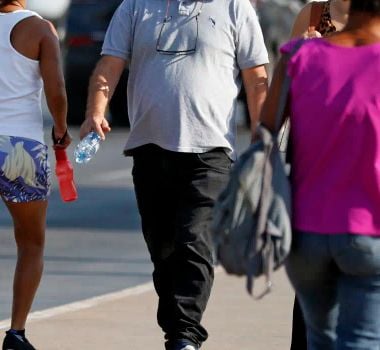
0, 282, 154, 330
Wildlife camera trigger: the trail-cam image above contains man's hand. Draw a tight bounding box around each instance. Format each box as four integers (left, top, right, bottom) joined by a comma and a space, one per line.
80, 116, 111, 140
80, 55, 126, 140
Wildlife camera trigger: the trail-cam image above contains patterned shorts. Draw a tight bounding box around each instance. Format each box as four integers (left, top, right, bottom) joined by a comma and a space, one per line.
0, 135, 51, 203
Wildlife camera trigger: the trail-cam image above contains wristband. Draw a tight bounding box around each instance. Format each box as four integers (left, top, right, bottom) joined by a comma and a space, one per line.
52, 127, 68, 145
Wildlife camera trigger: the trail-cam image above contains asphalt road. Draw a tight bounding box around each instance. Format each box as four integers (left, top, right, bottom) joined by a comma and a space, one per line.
0, 127, 251, 320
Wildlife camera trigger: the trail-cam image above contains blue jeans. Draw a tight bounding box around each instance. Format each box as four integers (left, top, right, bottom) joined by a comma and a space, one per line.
132, 144, 232, 349
286, 231, 380, 350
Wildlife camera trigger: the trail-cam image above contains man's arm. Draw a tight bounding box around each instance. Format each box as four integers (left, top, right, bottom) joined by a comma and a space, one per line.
241, 64, 269, 140
80, 55, 127, 140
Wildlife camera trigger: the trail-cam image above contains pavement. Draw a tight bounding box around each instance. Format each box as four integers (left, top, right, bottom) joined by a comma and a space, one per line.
16, 268, 294, 349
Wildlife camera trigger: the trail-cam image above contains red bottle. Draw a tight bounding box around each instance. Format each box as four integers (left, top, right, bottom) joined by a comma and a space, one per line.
54, 149, 78, 202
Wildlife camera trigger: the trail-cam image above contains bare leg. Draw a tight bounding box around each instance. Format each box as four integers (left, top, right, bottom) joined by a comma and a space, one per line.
3, 199, 47, 330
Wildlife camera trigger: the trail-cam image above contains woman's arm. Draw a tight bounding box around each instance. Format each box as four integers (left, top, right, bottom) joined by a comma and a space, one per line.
259, 56, 289, 134
291, 3, 322, 39
39, 20, 71, 148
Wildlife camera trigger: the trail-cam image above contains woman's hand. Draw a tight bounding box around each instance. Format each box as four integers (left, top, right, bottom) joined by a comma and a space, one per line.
52, 126, 72, 150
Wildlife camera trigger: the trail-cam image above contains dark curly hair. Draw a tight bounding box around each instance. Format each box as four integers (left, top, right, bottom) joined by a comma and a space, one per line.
0, 0, 17, 5
351, 0, 380, 14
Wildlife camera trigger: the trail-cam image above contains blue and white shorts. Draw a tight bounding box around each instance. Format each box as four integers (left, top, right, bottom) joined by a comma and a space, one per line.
0, 136, 51, 203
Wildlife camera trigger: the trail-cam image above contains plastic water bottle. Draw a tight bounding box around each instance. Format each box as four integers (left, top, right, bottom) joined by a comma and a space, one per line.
74, 131, 101, 164
54, 149, 78, 202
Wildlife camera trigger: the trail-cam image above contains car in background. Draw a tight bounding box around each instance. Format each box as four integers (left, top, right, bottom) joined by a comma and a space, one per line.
64, 0, 129, 126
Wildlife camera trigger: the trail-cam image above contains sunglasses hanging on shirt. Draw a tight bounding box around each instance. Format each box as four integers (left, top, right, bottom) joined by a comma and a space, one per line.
156, 0, 204, 55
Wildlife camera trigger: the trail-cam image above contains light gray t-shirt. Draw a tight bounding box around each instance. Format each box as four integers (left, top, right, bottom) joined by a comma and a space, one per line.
102, 0, 269, 155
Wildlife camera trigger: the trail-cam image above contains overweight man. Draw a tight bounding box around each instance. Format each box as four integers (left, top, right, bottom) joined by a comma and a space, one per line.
80, 0, 269, 349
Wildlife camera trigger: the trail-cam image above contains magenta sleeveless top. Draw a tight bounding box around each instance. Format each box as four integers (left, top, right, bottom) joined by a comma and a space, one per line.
281, 38, 380, 235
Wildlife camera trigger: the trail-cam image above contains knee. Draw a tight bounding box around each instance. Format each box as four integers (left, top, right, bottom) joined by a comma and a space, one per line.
17, 243, 44, 260
14, 227, 45, 257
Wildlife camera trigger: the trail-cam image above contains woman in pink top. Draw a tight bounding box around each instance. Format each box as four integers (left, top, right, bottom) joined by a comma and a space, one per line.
260, 0, 380, 348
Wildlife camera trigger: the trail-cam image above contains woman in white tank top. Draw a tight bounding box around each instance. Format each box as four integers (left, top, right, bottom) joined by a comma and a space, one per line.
0, 1, 71, 349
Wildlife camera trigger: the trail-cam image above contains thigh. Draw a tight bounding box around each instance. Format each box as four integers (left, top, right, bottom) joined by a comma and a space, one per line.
333, 235, 380, 349
175, 148, 232, 248
0, 136, 51, 203
132, 146, 176, 262
286, 232, 339, 350
4, 199, 47, 247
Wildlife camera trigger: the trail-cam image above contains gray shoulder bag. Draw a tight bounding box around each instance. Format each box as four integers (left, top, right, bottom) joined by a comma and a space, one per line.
211, 40, 304, 298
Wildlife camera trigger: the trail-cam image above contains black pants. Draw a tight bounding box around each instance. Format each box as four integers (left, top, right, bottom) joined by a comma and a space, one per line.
132, 145, 231, 348
291, 295, 307, 349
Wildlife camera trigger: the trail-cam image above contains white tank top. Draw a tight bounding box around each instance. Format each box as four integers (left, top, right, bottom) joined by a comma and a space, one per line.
0, 10, 44, 144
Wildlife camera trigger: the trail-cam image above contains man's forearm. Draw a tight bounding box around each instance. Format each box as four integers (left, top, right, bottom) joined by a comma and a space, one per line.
242, 64, 269, 137
85, 57, 126, 120
86, 70, 115, 120
246, 78, 268, 136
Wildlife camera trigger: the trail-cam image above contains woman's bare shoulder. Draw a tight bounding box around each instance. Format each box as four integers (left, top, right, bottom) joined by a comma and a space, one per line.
10, 15, 58, 60
20, 16, 58, 40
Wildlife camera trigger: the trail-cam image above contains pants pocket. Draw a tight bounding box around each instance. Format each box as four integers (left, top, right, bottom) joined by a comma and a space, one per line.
196, 148, 232, 173
335, 235, 380, 275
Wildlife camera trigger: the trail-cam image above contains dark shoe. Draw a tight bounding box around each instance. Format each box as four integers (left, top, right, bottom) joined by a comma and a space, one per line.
2, 332, 36, 350
169, 339, 199, 350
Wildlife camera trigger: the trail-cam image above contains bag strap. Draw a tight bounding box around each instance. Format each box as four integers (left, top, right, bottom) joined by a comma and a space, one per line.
308, 1, 324, 33
274, 39, 305, 133
246, 40, 305, 297
246, 152, 274, 298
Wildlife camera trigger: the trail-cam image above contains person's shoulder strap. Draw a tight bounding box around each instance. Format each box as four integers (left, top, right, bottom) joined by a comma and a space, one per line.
309, 1, 325, 32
